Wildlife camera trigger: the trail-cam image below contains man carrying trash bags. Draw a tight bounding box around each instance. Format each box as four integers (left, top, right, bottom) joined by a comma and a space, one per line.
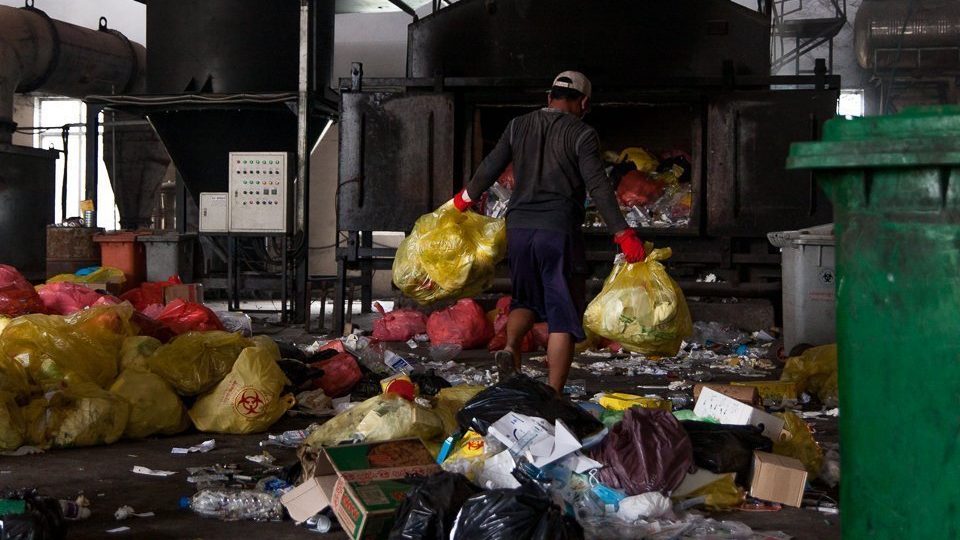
453, 71, 647, 393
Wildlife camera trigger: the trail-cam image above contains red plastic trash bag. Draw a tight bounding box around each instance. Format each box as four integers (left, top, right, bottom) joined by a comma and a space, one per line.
37, 282, 104, 315
153, 299, 225, 334
589, 407, 693, 495
497, 163, 516, 190
427, 299, 493, 350
372, 302, 427, 342
120, 276, 182, 312
616, 170, 666, 207
0, 264, 44, 317
311, 352, 362, 398
487, 296, 538, 352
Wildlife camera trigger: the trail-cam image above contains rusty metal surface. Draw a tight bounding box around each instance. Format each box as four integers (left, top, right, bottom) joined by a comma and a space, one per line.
45, 225, 103, 277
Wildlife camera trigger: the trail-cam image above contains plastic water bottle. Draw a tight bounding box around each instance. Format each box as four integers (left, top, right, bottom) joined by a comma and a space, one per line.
181, 489, 283, 522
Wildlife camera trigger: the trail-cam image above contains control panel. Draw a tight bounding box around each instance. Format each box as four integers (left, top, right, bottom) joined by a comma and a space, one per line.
199, 192, 229, 233
228, 151, 288, 233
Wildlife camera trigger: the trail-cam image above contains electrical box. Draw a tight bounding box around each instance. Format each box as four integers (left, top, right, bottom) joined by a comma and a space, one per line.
228, 151, 288, 233
199, 192, 229, 233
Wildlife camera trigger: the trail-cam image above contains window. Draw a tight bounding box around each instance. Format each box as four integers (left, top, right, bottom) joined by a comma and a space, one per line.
34, 97, 120, 229
837, 89, 865, 117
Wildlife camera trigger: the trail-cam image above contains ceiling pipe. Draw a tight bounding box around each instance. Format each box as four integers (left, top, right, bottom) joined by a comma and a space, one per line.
0, 2, 145, 143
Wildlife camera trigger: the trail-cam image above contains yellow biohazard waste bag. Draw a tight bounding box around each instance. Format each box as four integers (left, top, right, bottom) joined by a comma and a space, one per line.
304, 393, 444, 452
22, 376, 129, 448
0, 304, 136, 389
675, 473, 744, 511
393, 201, 506, 305
110, 368, 189, 439
433, 385, 484, 436
148, 331, 253, 396
119, 336, 162, 371
774, 410, 823, 477
780, 344, 838, 406
0, 391, 25, 450
617, 147, 659, 173
188, 344, 293, 434
47, 266, 126, 285
583, 248, 692, 356
0, 355, 32, 402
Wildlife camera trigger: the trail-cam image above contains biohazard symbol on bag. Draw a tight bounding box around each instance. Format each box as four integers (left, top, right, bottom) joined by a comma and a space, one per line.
234, 387, 270, 417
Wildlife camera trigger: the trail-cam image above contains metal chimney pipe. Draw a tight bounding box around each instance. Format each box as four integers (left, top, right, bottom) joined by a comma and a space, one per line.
0, 2, 145, 143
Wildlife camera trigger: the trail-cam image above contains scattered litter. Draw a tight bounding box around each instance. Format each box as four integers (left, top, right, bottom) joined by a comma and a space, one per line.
246, 452, 276, 466
406, 339, 418, 349
171, 439, 216, 454
106, 527, 131, 534
131, 466, 176, 477
1, 446, 43, 456
114, 505, 154, 520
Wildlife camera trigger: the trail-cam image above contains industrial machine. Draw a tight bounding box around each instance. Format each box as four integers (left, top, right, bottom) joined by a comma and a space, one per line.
331, 0, 840, 332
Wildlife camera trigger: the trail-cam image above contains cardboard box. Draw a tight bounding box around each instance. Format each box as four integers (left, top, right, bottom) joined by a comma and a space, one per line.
163, 283, 203, 304
730, 380, 798, 402
281, 439, 439, 539
693, 384, 760, 406
749, 451, 808, 507
693, 387, 785, 440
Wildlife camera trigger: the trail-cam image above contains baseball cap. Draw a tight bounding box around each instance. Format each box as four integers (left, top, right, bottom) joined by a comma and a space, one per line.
551, 71, 592, 98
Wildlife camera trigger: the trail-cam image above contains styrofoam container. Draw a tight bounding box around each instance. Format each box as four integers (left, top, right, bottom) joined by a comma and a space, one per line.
768, 224, 835, 353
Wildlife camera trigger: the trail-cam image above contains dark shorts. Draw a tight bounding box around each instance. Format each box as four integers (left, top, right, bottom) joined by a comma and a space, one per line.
507, 227, 587, 342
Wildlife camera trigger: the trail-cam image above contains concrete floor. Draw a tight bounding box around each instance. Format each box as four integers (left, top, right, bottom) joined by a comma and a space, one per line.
1, 337, 841, 539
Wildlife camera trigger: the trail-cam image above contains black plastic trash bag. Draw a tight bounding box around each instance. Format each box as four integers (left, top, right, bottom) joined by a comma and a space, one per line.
410, 370, 451, 397
590, 407, 693, 495
0, 490, 66, 540
450, 483, 583, 540
455, 374, 603, 440
388, 472, 481, 540
681, 421, 772, 484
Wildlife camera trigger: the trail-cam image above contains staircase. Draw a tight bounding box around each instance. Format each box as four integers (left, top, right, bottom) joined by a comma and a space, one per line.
771, 0, 847, 75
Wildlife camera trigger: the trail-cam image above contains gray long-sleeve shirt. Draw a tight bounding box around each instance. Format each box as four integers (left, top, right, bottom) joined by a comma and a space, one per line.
465, 107, 628, 235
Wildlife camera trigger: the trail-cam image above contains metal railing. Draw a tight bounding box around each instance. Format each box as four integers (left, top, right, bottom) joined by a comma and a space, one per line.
771, 0, 847, 75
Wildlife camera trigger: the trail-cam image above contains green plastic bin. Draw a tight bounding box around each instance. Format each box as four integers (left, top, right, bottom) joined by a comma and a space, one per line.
788, 106, 960, 539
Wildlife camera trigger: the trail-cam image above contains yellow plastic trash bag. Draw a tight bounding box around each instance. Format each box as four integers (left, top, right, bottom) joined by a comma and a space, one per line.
22, 377, 129, 448
597, 392, 672, 412
148, 331, 253, 396
0, 304, 136, 389
617, 147, 659, 173
780, 344, 838, 406
0, 391, 25, 450
305, 393, 444, 450
0, 355, 32, 403
188, 345, 293, 434
393, 201, 506, 305
677, 473, 744, 511
120, 336, 162, 371
774, 411, 823, 477
433, 385, 484, 435
47, 266, 126, 285
583, 247, 692, 356
110, 368, 189, 439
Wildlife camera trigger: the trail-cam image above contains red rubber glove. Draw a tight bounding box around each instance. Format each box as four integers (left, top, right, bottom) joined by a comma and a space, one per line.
613, 228, 647, 263
452, 189, 473, 212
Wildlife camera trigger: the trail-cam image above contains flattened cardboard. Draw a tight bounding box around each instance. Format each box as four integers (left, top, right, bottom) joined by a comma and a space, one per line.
749, 451, 808, 508
693, 383, 760, 406
693, 387, 785, 440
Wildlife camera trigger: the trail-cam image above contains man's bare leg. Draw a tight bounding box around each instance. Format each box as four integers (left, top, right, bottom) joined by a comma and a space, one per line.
498, 308, 535, 377
546, 332, 574, 393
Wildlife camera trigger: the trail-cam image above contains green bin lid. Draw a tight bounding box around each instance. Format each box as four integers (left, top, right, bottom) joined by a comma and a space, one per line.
788, 105, 960, 170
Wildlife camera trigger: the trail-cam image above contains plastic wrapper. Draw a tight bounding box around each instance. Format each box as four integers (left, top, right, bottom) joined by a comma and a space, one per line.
450, 483, 584, 540
589, 407, 693, 495
153, 299, 226, 334
681, 421, 772, 483
433, 385, 484, 436
189, 344, 293, 434
583, 248, 692, 356
773, 410, 823, 476
393, 201, 506, 305
215, 311, 253, 336
455, 375, 603, 440
426, 299, 494, 349
487, 296, 539, 352
22, 376, 130, 448
148, 331, 253, 396
36, 282, 104, 315
310, 352, 362, 398
119, 335, 162, 371
780, 344, 838, 406
616, 147, 658, 173
388, 471, 482, 540
304, 393, 445, 451
0, 304, 137, 389
109, 367, 190, 439
0, 391, 25, 450
0, 264, 44, 317
372, 302, 428, 342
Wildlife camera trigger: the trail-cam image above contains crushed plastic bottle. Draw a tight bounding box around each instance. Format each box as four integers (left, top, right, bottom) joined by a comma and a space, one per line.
182, 489, 283, 522
261, 426, 316, 448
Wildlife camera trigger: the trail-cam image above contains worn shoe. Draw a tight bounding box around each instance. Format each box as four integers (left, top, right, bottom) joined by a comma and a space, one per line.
494, 350, 516, 381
